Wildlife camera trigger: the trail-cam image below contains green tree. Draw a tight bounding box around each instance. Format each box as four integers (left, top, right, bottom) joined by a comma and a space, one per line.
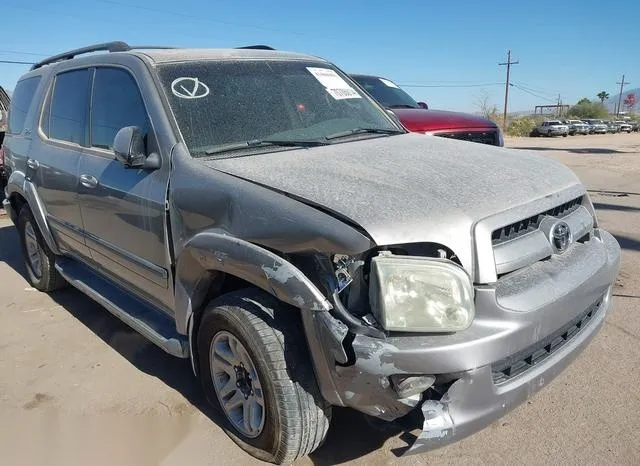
567, 99, 609, 119
597, 91, 610, 103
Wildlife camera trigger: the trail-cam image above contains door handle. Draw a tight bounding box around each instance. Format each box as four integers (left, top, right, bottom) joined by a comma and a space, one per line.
80, 174, 98, 189
26, 158, 40, 170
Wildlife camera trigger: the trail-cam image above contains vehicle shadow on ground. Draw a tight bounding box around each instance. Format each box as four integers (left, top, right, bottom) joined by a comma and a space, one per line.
0, 224, 222, 422
310, 408, 421, 464
613, 234, 640, 252
593, 202, 640, 213
515, 146, 624, 154
588, 189, 640, 197
0, 221, 411, 463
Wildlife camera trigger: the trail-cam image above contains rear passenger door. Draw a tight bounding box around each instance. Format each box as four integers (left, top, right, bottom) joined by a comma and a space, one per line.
30, 69, 92, 261
77, 66, 171, 310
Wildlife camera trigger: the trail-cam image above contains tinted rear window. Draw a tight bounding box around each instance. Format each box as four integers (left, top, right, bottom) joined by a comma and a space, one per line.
8, 76, 41, 134
48, 69, 91, 145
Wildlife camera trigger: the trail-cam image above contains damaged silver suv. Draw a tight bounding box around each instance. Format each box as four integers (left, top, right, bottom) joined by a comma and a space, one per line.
3, 42, 620, 463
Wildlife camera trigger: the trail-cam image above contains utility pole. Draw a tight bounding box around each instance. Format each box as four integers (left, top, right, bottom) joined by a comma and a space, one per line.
557, 94, 561, 117
499, 50, 519, 130
616, 74, 629, 116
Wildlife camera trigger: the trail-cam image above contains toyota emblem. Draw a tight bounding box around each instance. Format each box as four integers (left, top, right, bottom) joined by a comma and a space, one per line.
551, 221, 571, 253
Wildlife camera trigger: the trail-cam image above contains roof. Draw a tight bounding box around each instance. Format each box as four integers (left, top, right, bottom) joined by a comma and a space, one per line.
132, 48, 325, 64
29, 41, 327, 71
349, 73, 384, 80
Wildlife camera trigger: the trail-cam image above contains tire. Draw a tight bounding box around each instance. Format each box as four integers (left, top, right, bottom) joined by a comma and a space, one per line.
17, 206, 66, 292
197, 289, 331, 464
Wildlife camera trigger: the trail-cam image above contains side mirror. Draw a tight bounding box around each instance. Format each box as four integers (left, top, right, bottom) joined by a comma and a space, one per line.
113, 126, 161, 170
417, 101, 429, 109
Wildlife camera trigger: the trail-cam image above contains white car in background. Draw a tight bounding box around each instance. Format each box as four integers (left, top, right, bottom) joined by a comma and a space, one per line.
536, 120, 569, 137
583, 119, 608, 134
565, 119, 589, 135
614, 121, 633, 133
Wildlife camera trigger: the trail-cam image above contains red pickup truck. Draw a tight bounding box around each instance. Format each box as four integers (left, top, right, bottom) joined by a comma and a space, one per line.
350, 74, 503, 147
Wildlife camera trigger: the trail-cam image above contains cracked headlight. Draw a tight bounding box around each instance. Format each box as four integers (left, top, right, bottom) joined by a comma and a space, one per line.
369, 254, 474, 332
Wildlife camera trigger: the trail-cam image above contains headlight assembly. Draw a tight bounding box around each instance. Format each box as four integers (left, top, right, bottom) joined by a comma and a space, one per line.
369, 254, 474, 332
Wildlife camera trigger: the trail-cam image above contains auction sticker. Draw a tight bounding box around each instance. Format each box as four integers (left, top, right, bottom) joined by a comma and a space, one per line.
306, 67, 360, 100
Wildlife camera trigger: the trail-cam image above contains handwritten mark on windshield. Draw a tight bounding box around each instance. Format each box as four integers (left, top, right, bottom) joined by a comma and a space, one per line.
171, 77, 210, 99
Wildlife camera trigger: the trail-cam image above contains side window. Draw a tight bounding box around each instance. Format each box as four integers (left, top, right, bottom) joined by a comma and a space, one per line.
8, 76, 41, 135
90, 67, 149, 150
49, 69, 91, 145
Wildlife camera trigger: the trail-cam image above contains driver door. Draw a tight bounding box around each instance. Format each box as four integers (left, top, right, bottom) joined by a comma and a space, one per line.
77, 66, 172, 311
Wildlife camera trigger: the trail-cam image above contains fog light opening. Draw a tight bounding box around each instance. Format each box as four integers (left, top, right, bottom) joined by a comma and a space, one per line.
390, 375, 436, 399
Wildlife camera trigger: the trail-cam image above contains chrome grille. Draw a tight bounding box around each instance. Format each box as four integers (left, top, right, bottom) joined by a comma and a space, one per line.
491, 296, 603, 384
435, 130, 499, 146
492, 196, 583, 245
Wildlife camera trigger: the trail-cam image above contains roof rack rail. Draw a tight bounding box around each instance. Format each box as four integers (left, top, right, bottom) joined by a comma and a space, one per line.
30, 41, 175, 70
235, 45, 276, 50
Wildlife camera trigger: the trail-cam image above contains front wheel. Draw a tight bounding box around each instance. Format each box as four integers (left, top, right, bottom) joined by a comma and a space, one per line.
198, 290, 331, 464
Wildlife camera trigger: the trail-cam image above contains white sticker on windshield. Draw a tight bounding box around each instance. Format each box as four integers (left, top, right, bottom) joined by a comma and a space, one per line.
306, 67, 361, 100
171, 77, 210, 99
379, 78, 399, 89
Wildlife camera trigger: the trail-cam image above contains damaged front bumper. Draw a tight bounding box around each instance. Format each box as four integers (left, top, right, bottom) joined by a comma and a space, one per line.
405, 287, 610, 455
304, 229, 620, 455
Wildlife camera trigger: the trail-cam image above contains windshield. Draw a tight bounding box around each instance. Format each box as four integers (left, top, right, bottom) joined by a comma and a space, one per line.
158, 60, 400, 156
350, 75, 420, 109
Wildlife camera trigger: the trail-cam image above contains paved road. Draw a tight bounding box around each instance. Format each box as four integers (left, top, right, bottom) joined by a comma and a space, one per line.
0, 133, 638, 465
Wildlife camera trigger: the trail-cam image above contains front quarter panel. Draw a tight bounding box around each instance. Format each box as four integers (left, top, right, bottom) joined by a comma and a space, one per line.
168, 142, 375, 334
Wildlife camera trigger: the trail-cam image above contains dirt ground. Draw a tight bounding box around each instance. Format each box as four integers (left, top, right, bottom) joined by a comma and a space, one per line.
0, 133, 639, 465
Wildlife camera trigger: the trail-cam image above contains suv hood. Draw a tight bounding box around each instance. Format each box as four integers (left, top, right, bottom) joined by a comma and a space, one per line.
205, 133, 581, 276
391, 108, 497, 132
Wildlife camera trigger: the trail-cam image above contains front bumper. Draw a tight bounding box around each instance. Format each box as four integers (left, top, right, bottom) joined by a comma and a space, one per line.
406, 286, 611, 455
315, 229, 620, 453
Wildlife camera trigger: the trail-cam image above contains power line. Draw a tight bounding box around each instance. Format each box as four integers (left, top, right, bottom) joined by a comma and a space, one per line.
0, 49, 49, 57
0, 59, 35, 65
511, 82, 558, 97
96, 0, 310, 36
511, 84, 557, 104
499, 50, 519, 129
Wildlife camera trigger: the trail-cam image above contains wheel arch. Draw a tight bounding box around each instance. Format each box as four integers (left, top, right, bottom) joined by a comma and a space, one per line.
174, 230, 333, 371
6, 170, 60, 255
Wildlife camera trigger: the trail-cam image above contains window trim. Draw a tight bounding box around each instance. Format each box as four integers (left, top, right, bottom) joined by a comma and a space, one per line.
85, 65, 153, 158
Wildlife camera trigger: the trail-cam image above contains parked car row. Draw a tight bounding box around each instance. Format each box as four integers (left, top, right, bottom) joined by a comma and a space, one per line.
0, 85, 10, 197
1, 42, 621, 464
531, 118, 638, 137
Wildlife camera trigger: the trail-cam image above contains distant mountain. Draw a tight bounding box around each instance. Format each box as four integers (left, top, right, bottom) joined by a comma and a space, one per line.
604, 87, 639, 112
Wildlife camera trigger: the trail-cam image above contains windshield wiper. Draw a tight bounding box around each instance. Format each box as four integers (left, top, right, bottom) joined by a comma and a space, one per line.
204, 138, 328, 155
387, 104, 417, 109
325, 127, 405, 141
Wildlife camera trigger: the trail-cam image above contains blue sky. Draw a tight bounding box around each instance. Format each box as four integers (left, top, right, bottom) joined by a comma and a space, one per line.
1, 0, 638, 112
